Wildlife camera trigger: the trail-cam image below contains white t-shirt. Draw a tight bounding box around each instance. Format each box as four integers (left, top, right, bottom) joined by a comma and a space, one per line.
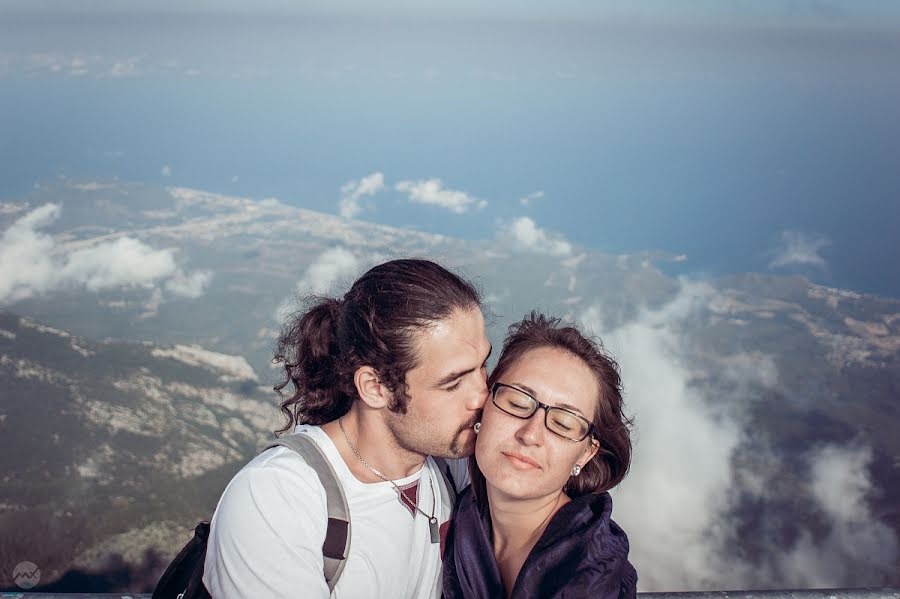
203, 425, 469, 599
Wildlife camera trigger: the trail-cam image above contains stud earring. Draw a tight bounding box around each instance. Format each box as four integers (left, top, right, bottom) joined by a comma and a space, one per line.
572, 464, 582, 476
473, 422, 481, 434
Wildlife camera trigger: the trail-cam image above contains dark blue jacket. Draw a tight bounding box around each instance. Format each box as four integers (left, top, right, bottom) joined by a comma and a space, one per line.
443, 486, 638, 599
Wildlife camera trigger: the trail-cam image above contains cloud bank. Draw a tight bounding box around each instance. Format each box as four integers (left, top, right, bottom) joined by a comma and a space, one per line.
395, 178, 487, 214
584, 282, 746, 590
0, 204, 210, 304
581, 280, 898, 590
338, 172, 385, 219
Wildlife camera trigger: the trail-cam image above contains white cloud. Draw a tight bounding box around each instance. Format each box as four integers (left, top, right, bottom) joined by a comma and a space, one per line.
151, 344, 257, 382
161, 165, 172, 177
0, 204, 208, 304
771, 444, 899, 587
395, 178, 487, 214
298, 247, 361, 293
499, 216, 572, 256
0, 204, 61, 303
519, 190, 545, 206
165, 269, 213, 299
769, 230, 829, 269
338, 172, 385, 219
61, 237, 177, 292
810, 444, 874, 522
274, 247, 362, 321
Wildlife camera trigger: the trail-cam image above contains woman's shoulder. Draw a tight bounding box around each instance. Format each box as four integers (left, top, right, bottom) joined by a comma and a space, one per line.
572, 493, 631, 553
576, 493, 638, 597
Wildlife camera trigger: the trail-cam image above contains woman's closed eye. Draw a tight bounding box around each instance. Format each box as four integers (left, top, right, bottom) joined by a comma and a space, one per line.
549, 413, 576, 431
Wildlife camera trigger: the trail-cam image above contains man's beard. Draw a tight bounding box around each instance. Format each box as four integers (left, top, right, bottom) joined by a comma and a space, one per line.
387, 412, 481, 459
445, 416, 481, 457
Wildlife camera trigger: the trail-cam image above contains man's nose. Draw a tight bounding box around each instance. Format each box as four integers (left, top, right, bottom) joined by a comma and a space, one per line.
468, 371, 489, 410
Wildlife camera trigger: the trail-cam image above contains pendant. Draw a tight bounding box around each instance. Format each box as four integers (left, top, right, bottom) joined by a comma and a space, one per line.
429, 517, 440, 544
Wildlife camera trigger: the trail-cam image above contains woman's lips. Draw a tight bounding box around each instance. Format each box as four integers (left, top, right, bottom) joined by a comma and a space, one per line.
502, 452, 540, 470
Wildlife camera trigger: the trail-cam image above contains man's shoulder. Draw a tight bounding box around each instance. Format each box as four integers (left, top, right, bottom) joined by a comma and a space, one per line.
205, 429, 336, 598
222, 428, 333, 505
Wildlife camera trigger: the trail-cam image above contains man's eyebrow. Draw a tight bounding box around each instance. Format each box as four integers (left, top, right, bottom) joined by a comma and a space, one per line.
435, 368, 473, 387
435, 344, 492, 388
511, 383, 587, 417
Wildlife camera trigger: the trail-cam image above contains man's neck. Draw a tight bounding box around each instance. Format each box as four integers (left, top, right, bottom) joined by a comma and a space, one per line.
322, 406, 427, 482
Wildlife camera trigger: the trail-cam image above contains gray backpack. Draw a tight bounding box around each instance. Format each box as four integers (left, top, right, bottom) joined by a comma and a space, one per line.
152, 433, 458, 598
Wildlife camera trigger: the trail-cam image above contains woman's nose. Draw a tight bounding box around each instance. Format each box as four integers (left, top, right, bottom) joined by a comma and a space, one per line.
515, 410, 545, 445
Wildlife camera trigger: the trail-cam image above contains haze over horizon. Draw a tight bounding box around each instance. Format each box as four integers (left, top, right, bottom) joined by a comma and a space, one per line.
2, 0, 899, 298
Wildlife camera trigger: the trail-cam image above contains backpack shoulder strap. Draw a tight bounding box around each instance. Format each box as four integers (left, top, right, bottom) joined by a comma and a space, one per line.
430, 456, 457, 510
264, 434, 351, 593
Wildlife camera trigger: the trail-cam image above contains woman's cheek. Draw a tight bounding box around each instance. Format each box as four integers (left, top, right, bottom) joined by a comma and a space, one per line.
475, 421, 504, 478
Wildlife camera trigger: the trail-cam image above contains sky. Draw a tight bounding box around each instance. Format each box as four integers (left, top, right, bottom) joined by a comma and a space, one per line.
1, 1, 899, 297
5, 0, 900, 23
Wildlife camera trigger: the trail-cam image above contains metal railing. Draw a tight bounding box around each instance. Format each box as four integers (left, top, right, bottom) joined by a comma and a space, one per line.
2, 588, 898, 599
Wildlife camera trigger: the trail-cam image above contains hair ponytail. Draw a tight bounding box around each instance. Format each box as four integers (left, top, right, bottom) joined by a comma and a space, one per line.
274, 297, 354, 432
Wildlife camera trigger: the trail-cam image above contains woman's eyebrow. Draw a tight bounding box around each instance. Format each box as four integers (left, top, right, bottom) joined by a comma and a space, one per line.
553, 401, 587, 416
511, 383, 587, 416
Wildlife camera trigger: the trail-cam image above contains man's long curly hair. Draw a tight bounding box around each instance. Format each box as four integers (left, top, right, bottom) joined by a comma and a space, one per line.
273, 258, 482, 434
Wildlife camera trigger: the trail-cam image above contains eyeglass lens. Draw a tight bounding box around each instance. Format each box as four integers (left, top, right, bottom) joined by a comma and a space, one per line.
493, 385, 590, 440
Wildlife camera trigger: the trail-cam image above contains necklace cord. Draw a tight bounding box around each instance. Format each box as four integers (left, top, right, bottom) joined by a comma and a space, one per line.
338, 417, 437, 522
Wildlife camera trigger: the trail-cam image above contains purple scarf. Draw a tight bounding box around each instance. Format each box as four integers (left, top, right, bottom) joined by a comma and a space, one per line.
443, 486, 638, 599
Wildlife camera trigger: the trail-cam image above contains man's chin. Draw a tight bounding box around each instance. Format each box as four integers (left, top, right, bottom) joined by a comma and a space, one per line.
445, 429, 477, 458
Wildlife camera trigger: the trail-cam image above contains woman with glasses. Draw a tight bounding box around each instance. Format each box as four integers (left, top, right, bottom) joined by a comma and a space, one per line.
443, 312, 637, 599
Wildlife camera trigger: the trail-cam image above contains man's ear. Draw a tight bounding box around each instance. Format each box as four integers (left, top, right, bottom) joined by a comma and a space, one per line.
354, 365, 390, 409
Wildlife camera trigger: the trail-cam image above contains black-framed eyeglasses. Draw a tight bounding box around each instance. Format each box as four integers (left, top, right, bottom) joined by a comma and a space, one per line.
491, 382, 597, 442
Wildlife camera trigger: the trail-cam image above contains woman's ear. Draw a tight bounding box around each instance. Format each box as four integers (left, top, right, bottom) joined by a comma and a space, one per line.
354, 365, 390, 409
580, 437, 600, 466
